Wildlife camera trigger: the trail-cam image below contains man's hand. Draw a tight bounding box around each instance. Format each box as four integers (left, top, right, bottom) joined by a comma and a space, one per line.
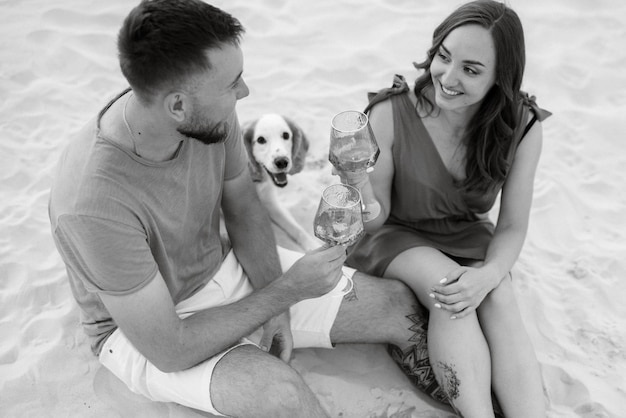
280, 245, 346, 300
259, 312, 293, 363
257, 246, 346, 362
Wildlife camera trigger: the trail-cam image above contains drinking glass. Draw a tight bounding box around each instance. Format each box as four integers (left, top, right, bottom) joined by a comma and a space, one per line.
313, 183, 364, 295
329, 110, 379, 172
313, 183, 364, 247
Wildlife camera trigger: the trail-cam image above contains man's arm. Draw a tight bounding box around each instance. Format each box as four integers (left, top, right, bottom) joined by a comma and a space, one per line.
99, 270, 294, 372
221, 169, 283, 289
220, 169, 302, 361
99, 165, 346, 372
99, 245, 345, 372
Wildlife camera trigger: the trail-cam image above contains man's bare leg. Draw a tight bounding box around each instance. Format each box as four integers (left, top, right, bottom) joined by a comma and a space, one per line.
330, 273, 449, 400
330, 272, 424, 347
212, 272, 440, 417
211, 344, 329, 418
333, 272, 508, 416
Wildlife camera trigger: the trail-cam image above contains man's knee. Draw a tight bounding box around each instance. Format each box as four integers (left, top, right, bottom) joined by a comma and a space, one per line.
211, 346, 318, 417
380, 276, 424, 317
363, 273, 410, 303
262, 369, 310, 412
367, 276, 427, 341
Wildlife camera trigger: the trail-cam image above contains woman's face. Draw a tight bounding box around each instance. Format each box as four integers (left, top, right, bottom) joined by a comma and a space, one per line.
429, 24, 497, 113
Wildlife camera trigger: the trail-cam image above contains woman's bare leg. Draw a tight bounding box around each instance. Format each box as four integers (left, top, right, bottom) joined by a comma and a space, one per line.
385, 247, 495, 418
477, 275, 546, 417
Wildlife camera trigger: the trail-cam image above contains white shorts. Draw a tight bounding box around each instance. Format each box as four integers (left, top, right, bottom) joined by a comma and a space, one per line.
98, 246, 356, 416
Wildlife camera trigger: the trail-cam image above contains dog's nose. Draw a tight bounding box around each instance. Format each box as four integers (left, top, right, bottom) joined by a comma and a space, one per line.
274, 157, 289, 170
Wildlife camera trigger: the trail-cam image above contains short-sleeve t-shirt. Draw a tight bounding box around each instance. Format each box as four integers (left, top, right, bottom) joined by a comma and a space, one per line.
49, 90, 248, 355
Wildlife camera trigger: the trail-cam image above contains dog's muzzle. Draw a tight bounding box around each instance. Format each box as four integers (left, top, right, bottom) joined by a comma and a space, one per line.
263, 157, 290, 187
265, 169, 288, 187
274, 157, 289, 170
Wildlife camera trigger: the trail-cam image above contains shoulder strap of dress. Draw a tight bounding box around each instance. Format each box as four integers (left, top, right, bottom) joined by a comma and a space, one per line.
519, 92, 552, 140
363, 74, 410, 114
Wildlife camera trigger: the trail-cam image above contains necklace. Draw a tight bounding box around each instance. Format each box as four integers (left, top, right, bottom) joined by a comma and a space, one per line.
122, 92, 140, 156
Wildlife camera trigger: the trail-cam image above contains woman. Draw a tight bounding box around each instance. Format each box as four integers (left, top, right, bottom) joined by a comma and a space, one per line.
341, 1, 550, 417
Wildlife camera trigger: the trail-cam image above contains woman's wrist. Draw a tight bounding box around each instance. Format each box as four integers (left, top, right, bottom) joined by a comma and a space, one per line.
362, 200, 381, 222
480, 263, 507, 288
337, 169, 381, 222
339, 170, 369, 190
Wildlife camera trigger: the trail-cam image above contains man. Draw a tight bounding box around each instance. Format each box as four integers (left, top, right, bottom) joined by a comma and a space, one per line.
48, 1, 437, 416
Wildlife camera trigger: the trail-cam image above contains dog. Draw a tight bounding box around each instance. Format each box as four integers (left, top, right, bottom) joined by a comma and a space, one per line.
242, 114, 320, 251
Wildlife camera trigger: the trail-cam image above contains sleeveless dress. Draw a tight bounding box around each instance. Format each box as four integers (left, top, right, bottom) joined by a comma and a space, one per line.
346, 75, 551, 276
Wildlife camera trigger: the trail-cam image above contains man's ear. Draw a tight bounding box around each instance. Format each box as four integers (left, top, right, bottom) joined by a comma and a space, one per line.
163, 92, 188, 123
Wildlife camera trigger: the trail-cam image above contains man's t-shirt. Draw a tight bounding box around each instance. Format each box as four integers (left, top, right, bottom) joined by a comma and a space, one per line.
49, 90, 248, 356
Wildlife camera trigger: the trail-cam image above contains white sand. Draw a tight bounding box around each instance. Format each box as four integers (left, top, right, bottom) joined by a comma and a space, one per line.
1, 0, 625, 416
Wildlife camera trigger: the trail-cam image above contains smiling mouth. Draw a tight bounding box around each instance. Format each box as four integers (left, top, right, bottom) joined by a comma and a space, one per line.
264, 168, 288, 187
440, 83, 462, 96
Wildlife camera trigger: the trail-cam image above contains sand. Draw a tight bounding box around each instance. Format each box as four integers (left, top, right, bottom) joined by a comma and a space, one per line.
1, 0, 625, 416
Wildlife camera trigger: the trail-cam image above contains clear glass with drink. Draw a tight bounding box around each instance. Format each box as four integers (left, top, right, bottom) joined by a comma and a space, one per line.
329, 110, 380, 222
329, 110, 379, 172
312, 183, 364, 295
313, 184, 364, 247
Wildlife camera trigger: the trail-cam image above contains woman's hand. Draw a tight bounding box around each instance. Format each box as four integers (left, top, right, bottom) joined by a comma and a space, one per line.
429, 265, 501, 319
332, 167, 370, 189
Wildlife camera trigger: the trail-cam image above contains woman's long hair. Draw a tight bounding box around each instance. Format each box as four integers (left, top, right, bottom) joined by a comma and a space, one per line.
414, 0, 526, 192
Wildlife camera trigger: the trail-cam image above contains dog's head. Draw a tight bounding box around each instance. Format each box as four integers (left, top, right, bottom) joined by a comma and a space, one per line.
242, 114, 309, 188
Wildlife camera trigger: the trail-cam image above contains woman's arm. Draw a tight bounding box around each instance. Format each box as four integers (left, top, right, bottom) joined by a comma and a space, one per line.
338, 99, 396, 231
431, 119, 544, 318
483, 119, 544, 283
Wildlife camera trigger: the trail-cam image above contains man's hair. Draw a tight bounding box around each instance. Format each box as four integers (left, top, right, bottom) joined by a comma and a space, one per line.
117, 0, 245, 102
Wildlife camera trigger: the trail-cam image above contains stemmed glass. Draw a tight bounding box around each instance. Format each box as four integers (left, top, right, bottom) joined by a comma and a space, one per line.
313, 183, 364, 247
329, 110, 379, 172
329, 110, 379, 222
312, 183, 364, 295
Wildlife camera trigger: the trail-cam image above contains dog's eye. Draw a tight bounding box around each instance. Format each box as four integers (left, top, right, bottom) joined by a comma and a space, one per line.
257, 136, 266, 144
282, 132, 290, 140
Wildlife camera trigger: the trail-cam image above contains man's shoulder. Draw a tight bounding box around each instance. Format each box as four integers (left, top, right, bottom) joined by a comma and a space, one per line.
49, 120, 140, 229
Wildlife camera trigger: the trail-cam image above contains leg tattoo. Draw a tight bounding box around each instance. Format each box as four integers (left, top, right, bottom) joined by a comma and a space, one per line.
387, 306, 449, 404
436, 361, 460, 401
388, 306, 505, 418
435, 361, 504, 418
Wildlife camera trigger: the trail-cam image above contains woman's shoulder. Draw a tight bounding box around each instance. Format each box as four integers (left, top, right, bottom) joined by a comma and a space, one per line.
364, 74, 411, 114
511, 91, 551, 141
518, 91, 552, 122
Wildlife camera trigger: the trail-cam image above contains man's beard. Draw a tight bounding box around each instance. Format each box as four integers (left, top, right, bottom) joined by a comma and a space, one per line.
178, 120, 228, 145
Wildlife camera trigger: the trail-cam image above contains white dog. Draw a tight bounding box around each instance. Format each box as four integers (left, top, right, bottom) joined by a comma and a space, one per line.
242, 114, 319, 251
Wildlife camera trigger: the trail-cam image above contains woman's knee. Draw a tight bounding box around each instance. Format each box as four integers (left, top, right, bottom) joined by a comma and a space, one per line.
385, 247, 462, 302
481, 273, 516, 312
478, 275, 529, 340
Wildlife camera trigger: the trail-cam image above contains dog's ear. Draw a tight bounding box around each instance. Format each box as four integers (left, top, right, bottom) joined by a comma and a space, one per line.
242, 120, 265, 182
284, 117, 309, 175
